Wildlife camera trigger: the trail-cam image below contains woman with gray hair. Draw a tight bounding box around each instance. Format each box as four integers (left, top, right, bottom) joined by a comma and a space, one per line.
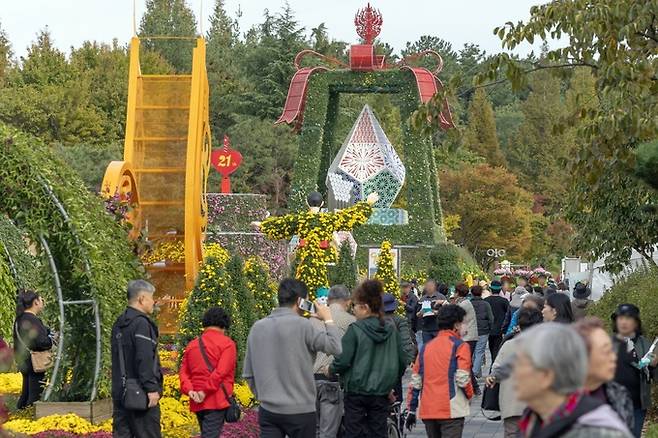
514, 323, 632, 438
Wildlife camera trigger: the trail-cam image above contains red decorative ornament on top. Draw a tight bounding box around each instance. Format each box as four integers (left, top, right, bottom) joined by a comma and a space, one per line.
210, 135, 243, 193
354, 3, 383, 45
275, 3, 455, 131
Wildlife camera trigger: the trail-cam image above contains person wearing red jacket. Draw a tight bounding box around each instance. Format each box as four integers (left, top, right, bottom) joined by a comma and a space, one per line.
180, 307, 237, 438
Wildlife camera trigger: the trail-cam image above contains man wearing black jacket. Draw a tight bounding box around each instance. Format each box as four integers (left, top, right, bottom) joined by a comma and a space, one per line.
111, 280, 163, 438
485, 280, 510, 361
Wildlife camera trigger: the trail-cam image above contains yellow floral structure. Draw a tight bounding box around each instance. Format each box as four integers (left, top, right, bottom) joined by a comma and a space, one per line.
259, 202, 373, 297
1, 370, 255, 437
375, 240, 401, 312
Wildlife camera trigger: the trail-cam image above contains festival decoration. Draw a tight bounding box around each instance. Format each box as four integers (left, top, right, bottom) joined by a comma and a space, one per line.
333, 231, 358, 258
210, 135, 243, 193
327, 105, 405, 210
255, 197, 375, 298
375, 240, 401, 312
0, 124, 141, 401
101, 36, 212, 334
275, 4, 455, 245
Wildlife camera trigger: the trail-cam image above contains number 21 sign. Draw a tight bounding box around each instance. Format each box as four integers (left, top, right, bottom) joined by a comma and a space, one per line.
211, 135, 243, 193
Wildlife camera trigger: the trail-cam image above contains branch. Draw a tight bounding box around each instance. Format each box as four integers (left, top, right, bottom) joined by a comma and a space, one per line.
459, 61, 598, 97
636, 31, 658, 44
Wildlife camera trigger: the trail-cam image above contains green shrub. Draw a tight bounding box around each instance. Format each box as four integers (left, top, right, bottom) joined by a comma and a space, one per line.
244, 256, 277, 320
588, 266, 658, 419
588, 266, 658, 337
427, 242, 462, 285
329, 242, 357, 291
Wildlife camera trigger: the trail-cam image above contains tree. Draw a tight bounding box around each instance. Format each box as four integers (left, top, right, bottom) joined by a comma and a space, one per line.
0, 20, 12, 86
139, 0, 197, 72
440, 164, 534, 265
244, 256, 277, 320
427, 242, 462, 285
566, 158, 658, 272
19, 29, 72, 86
221, 115, 298, 208
462, 88, 506, 166
311, 23, 347, 60
239, 5, 307, 120
375, 241, 399, 303
206, 0, 245, 134
481, 0, 658, 196
329, 241, 357, 290
401, 36, 458, 78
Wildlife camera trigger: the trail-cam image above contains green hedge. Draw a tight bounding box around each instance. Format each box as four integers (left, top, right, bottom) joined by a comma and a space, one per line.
0, 124, 141, 401
588, 266, 658, 338
0, 215, 48, 340
589, 266, 658, 423
289, 69, 444, 245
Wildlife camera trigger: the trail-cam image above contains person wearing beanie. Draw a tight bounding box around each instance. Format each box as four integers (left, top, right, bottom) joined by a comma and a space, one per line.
612, 304, 658, 437
485, 280, 510, 361
571, 282, 593, 321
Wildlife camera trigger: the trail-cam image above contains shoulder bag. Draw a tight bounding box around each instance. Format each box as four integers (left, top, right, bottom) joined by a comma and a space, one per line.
116, 331, 149, 410
198, 335, 241, 423
14, 321, 54, 373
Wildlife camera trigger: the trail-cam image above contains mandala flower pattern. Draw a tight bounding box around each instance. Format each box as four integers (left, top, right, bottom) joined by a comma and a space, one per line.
327, 105, 405, 210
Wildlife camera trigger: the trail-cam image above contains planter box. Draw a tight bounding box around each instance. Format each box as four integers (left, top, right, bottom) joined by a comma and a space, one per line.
35, 398, 112, 424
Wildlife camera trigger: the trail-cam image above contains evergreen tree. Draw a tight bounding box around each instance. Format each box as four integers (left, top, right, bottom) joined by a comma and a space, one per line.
20, 29, 72, 86
244, 256, 277, 320
139, 0, 197, 72
329, 241, 357, 290
226, 255, 255, 375
0, 20, 12, 86
206, 0, 244, 134
375, 241, 400, 306
463, 88, 506, 167
239, 5, 307, 119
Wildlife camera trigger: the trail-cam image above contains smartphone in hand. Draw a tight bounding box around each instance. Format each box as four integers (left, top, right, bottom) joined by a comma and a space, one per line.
298, 298, 316, 314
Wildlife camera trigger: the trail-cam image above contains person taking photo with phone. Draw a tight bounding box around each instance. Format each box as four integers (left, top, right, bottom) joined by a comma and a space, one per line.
243, 278, 341, 438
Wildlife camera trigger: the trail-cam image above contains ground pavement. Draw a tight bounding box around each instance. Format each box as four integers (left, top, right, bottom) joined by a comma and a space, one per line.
401, 351, 505, 438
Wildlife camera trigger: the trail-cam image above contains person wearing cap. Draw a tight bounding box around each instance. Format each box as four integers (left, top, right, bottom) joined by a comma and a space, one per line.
310, 285, 355, 438
383, 293, 416, 403
612, 304, 658, 437
571, 282, 593, 321
485, 280, 510, 361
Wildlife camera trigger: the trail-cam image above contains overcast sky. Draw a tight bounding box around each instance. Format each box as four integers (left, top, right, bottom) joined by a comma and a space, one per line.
1, 0, 549, 59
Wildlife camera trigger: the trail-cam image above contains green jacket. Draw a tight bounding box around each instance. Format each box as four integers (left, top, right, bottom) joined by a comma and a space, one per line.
330, 316, 406, 396
385, 313, 417, 365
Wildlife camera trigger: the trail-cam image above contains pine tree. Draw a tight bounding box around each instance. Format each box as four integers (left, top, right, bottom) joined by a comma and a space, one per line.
463, 88, 506, 167
206, 0, 244, 134
139, 0, 197, 72
375, 241, 400, 311
329, 241, 357, 290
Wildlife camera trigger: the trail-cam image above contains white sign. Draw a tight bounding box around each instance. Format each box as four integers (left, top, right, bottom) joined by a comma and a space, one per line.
368, 247, 400, 279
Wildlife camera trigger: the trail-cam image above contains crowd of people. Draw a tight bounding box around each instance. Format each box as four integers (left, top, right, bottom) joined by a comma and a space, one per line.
6, 271, 656, 438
